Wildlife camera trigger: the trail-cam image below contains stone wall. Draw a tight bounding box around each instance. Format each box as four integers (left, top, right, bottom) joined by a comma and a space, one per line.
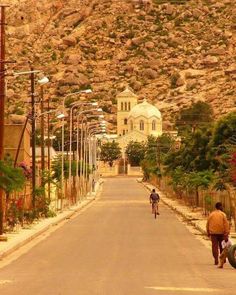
98, 161, 119, 177
127, 164, 143, 176
4, 123, 31, 165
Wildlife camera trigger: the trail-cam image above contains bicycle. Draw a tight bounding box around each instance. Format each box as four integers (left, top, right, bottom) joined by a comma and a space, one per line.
152, 201, 159, 219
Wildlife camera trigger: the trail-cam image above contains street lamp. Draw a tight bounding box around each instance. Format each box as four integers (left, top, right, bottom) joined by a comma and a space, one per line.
38, 76, 49, 185
68, 101, 97, 203
85, 120, 105, 188
76, 108, 102, 200
13, 68, 48, 212
60, 89, 92, 208
82, 112, 104, 197
87, 126, 106, 195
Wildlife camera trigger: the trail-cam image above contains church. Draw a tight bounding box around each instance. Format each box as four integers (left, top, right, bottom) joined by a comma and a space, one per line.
116, 87, 163, 152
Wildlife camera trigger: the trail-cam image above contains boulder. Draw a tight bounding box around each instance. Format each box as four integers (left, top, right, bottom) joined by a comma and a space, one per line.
142, 68, 158, 79
131, 37, 144, 46
165, 4, 174, 15
225, 66, 236, 75
145, 41, 155, 49
116, 51, 127, 61
62, 35, 77, 47
202, 56, 219, 66
63, 13, 83, 28
208, 48, 226, 55
65, 54, 81, 65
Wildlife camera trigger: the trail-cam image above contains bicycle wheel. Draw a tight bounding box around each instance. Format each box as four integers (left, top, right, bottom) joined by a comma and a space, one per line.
154, 203, 157, 219
228, 244, 236, 269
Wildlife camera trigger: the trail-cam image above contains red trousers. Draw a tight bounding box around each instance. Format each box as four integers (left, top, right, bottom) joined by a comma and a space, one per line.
210, 234, 224, 262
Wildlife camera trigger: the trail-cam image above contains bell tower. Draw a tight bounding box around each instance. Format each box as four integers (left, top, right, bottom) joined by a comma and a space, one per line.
116, 87, 138, 136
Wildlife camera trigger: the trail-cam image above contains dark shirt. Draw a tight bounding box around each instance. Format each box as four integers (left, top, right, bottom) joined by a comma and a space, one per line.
150, 192, 160, 203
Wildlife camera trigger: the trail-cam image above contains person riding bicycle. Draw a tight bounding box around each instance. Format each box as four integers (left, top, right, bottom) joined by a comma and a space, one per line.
149, 189, 160, 215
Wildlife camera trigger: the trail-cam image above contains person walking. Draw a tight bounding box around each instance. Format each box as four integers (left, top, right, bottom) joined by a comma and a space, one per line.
206, 202, 230, 265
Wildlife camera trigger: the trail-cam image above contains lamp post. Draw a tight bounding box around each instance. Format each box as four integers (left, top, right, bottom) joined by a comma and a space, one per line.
38, 76, 49, 186
0, 5, 7, 236
60, 89, 92, 208
75, 108, 102, 200
82, 110, 103, 198
13, 68, 47, 212
68, 100, 97, 203
87, 126, 106, 194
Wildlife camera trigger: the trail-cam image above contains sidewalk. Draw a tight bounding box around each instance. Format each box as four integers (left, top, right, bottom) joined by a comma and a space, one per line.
142, 181, 236, 244
0, 180, 103, 260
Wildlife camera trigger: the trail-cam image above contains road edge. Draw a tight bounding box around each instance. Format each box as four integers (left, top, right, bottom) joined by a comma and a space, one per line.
0, 180, 103, 260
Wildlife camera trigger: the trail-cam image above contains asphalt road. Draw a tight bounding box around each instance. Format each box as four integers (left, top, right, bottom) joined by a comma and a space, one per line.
0, 177, 235, 295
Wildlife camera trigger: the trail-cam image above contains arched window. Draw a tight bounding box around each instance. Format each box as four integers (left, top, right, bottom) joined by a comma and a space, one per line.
140, 120, 144, 131
152, 120, 156, 131
125, 102, 127, 111
124, 118, 128, 125
130, 120, 133, 131
121, 102, 124, 111
128, 102, 131, 111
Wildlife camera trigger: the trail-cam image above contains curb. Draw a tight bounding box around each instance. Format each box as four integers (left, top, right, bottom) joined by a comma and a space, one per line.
0, 181, 103, 260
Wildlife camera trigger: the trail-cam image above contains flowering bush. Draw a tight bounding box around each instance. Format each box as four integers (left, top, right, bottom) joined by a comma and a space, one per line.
18, 161, 32, 179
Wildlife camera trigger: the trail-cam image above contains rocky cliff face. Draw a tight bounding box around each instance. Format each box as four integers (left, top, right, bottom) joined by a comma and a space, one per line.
4, 0, 236, 130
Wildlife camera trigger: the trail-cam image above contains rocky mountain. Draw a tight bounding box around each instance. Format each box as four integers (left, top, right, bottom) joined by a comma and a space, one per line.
3, 0, 236, 131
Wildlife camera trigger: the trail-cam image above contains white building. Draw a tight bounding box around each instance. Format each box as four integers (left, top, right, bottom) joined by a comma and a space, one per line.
116, 87, 162, 151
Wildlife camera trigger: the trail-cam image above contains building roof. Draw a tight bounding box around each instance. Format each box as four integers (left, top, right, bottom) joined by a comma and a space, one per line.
116, 86, 138, 100
128, 99, 161, 119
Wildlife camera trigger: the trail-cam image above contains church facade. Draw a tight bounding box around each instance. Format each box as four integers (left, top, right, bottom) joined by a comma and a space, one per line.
116, 87, 162, 152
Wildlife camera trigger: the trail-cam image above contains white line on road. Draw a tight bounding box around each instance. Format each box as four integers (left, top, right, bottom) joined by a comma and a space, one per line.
0, 280, 12, 285
145, 286, 219, 292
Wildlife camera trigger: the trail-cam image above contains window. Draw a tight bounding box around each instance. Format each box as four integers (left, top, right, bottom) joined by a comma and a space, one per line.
130, 120, 133, 131
124, 118, 128, 125
125, 102, 127, 111
121, 102, 123, 111
128, 102, 131, 111
152, 120, 156, 130
123, 130, 126, 135
140, 120, 144, 131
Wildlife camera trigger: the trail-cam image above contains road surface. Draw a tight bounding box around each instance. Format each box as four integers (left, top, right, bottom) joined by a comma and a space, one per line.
0, 177, 235, 294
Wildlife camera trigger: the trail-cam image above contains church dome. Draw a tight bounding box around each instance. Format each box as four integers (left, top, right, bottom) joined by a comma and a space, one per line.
128, 99, 161, 119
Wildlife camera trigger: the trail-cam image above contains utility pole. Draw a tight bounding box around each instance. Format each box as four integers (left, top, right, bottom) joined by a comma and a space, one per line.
0, 5, 7, 236
30, 66, 36, 211
47, 99, 51, 201
40, 85, 45, 184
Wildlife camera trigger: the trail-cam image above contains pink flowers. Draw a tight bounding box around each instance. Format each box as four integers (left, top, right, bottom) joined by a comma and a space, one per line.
18, 161, 32, 179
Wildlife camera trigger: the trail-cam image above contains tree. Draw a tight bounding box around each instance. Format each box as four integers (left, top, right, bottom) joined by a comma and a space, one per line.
187, 170, 215, 207
100, 141, 121, 167
164, 127, 213, 173
211, 112, 236, 146
125, 141, 145, 166
140, 135, 174, 181
230, 152, 236, 186
0, 158, 26, 230
51, 155, 89, 183
176, 101, 213, 135
207, 113, 236, 173
0, 160, 25, 196
168, 167, 187, 198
